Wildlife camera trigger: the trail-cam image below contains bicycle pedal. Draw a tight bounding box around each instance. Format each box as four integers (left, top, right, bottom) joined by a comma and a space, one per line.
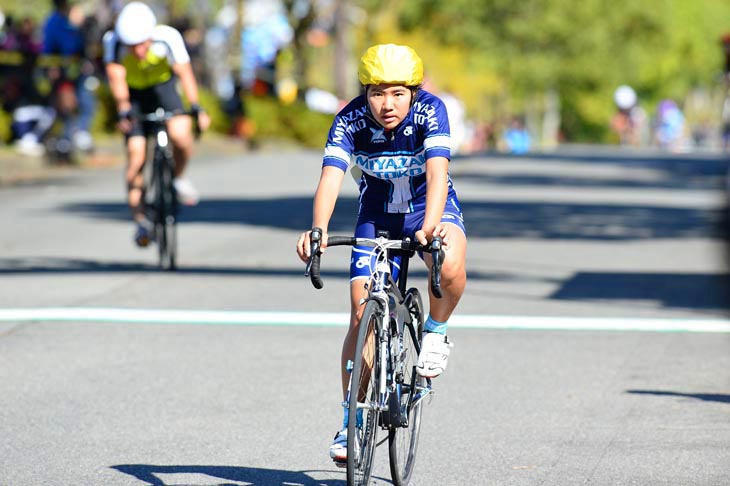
333, 459, 347, 468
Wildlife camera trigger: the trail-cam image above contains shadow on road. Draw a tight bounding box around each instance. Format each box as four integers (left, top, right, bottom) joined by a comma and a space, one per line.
552, 272, 730, 311
57, 148, 730, 241
2, 256, 728, 313
626, 390, 730, 404
0, 256, 435, 279
453, 149, 729, 191
0, 257, 308, 276
59, 196, 729, 241
40, 150, 730, 315
111, 464, 349, 485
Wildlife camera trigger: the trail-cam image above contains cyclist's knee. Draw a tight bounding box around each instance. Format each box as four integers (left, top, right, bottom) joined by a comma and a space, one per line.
440, 255, 467, 292
350, 298, 366, 323
349, 278, 368, 320
167, 118, 192, 143
126, 138, 146, 159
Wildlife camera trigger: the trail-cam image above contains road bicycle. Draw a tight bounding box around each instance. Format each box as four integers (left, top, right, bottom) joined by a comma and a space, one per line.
305, 227, 444, 486
140, 108, 199, 271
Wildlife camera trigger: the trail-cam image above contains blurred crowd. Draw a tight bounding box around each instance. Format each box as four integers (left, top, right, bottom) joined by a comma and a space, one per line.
0, 0, 319, 160
611, 84, 692, 153
3, 1, 729, 162
608, 34, 730, 154
0, 0, 110, 160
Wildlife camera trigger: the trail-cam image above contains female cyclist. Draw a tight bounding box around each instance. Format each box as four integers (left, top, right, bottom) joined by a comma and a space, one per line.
295, 44, 467, 464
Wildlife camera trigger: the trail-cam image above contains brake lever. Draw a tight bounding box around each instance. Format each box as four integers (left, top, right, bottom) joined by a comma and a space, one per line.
305, 227, 324, 289
430, 236, 444, 299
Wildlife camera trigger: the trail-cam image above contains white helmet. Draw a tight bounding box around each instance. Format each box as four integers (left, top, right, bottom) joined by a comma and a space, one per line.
115, 2, 157, 45
613, 85, 637, 110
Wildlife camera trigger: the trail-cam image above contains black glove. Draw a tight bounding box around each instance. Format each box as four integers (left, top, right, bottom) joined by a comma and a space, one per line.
117, 109, 133, 122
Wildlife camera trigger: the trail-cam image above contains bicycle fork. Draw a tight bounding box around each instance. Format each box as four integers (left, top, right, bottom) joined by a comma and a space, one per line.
344, 298, 392, 425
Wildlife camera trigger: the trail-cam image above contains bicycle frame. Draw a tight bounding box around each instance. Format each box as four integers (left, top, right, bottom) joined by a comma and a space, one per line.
360, 238, 430, 426
306, 229, 443, 486
141, 110, 178, 270
307, 231, 442, 423
138, 108, 199, 270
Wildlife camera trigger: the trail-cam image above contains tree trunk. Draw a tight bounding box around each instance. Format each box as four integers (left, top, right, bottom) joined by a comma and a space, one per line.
333, 0, 349, 100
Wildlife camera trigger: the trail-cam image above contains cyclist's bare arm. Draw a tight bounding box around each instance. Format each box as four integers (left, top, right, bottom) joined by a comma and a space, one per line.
296, 166, 346, 262
105, 62, 132, 115
171, 62, 211, 131
105, 63, 134, 133
417, 155, 449, 245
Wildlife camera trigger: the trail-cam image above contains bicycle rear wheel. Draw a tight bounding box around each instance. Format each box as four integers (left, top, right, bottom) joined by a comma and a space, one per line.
155, 149, 177, 271
347, 299, 383, 486
388, 288, 426, 486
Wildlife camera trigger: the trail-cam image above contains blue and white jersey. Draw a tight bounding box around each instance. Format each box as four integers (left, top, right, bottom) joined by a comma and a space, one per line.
323, 90, 453, 214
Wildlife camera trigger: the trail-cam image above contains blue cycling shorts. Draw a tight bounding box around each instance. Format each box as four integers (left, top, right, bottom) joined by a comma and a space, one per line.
350, 193, 466, 282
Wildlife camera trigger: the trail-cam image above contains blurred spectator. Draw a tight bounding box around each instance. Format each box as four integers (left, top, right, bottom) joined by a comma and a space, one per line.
611, 84, 648, 146
469, 121, 496, 153
172, 15, 206, 86
240, 0, 293, 95
10, 105, 57, 156
42, 0, 98, 155
2, 15, 41, 54
719, 33, 730, 152
422, 77, 469, 154
683, 87, 715, 151
222, 78, 257, 149
440, 88, 468, 154
654, 99, 687, 152
503, 116, 531, 154
305, 87, 342, 114
0, 14, 55, 156
721, 33, 730, 80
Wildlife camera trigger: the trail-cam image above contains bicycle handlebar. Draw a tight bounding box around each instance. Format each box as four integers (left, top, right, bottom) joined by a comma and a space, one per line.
135, 108, 202, 140
304, 227, 444, 298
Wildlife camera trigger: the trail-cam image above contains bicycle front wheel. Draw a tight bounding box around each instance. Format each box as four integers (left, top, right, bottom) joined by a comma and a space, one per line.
347, 299, 383, 486
155, 150, 177, 271
388, 288, 426, 486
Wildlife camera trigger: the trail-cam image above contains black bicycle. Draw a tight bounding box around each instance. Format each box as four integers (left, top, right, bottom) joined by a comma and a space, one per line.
306, 228, 444, 486
140, 108, 199, 271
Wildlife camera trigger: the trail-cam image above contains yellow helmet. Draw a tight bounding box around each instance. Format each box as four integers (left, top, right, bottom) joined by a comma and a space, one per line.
358, 44, 424, 87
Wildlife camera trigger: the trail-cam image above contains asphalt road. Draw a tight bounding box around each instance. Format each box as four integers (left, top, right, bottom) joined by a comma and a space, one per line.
1, 143, 729, 486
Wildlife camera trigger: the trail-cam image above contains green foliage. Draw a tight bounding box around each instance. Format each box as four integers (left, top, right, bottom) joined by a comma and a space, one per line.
244, 95, 333, 149
0, 108, 11, 143
92, 84, 118, 134
1, 0, 49, 23
395, 0, 730, 142
199, 88, 231, 134
10, 0, 730, 145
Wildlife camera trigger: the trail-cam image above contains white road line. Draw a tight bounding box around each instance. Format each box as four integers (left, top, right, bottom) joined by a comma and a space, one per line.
1, 308, 729, 333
